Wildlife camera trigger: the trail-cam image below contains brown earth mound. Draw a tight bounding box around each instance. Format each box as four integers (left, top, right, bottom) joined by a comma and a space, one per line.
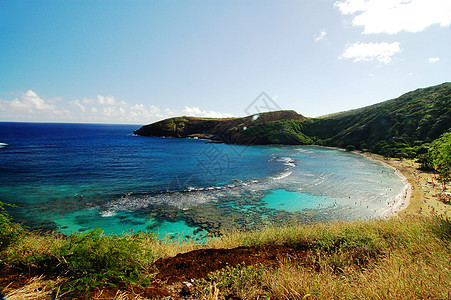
155, 244, 312, 284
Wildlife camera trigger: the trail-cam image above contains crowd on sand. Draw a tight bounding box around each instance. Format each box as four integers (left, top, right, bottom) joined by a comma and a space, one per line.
359, 151, 450, 218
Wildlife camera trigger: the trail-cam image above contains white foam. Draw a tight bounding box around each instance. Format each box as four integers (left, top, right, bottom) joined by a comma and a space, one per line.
101, 210, 116, 217
0, 143, 8, 148
272, 171, 292, 180
279, 157, 296, 167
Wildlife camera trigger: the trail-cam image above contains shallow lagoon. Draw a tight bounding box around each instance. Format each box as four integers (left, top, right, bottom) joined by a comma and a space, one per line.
0, 123, 406, 239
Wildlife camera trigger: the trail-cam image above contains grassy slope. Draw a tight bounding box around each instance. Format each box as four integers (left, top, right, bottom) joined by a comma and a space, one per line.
306, 82, 451, 157
1, 215, 450, 299
200, 216, 451, 299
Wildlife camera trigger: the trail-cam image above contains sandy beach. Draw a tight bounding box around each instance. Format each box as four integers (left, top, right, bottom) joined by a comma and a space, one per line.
359, 152, 450, 218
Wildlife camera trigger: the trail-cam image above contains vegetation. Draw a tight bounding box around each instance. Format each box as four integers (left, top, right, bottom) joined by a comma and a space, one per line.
197, 216, 451, 299
241, 119, 313, 145
136, 82, 450, 161
1, 205, 450, 298
0, 201, 25, 251
305, 82, 451, 158
423, 132, 451, 188
0, 222, 199, 295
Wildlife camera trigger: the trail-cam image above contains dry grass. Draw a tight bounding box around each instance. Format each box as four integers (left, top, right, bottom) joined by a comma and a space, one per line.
195, 215, 451, 299
260, 244, 450, 299
4, 276, 64, 300
3, 276, 147, 300
2, 215, 450, 299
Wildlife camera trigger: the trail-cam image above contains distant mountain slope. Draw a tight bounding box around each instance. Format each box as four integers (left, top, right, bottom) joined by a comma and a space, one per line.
135, 82, 451, 157
305, 82, 450, 156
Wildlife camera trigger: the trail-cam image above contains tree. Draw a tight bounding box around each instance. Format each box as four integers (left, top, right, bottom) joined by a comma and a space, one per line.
428, 132, 451, 190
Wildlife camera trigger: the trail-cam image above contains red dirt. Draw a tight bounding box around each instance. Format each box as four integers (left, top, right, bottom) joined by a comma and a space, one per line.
0, 267, 31, 291
155, 244, 313, 284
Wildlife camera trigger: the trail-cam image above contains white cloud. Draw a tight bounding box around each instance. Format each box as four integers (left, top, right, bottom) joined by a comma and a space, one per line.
148, 105, 161, 115
71, 99, 86, 112
23, 90, 58, 111
8, 97, 33, 112
83, 98, 94, 105
0, 90, 235, 124
335, 0, 451, 34
1, 90, 59, 113
97, 95, 127, 106
314, 29, 327, 42
102, 106, 126, 118
130, 104, 146, 112
0, 90, 69, 120
428, 57, 440, 63
182, 106, 235, 118
47, 96, 63, 104
340, 42, 401, 63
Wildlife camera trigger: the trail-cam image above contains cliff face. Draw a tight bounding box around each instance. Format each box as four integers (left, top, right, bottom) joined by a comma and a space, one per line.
134, 82, 451, 156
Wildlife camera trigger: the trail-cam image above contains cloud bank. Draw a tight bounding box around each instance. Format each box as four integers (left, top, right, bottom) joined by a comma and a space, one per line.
0, 90, 234, 124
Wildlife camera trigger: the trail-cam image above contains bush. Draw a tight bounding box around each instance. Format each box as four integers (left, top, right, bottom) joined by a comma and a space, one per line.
346, 145, 356, 151
52, 229, 154, 292
5, 228, 156, 293
0, 201, 25, 251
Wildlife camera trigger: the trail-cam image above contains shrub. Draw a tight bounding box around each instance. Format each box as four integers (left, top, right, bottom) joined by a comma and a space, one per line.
0, 201, 25, 251
346, 145, 356, 151
51, 229, 154, 292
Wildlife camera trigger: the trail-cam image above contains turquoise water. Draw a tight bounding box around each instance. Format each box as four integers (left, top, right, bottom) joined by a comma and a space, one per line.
263, 189, 336, 211
0, 123, 407, 238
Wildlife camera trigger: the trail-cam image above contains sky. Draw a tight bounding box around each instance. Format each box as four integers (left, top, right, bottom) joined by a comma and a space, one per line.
1, 0, 450, 125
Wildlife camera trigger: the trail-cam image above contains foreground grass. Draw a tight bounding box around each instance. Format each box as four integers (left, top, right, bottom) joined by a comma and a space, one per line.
1, 211, 450, 299
197, 215, 451, 299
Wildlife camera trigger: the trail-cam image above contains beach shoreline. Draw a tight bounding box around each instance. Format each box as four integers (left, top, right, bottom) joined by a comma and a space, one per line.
357, 151, 450, 217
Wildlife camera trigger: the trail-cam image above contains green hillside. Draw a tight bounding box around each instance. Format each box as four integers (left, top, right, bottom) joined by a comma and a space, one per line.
305, 82, 451, 157
135, 82, 451, 158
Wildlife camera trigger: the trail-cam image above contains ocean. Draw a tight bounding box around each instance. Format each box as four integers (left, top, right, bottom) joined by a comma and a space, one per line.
0, 122, 406, 240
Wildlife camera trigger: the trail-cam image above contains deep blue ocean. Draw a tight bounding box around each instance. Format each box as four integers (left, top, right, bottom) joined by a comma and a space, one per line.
0, 122, 406, 240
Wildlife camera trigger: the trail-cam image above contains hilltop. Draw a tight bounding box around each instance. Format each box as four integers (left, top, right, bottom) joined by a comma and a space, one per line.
134, 109, 311, 145
135, 82, 451, 157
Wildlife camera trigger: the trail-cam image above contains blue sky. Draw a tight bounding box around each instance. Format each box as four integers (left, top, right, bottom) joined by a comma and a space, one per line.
1, 0, 450, 124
